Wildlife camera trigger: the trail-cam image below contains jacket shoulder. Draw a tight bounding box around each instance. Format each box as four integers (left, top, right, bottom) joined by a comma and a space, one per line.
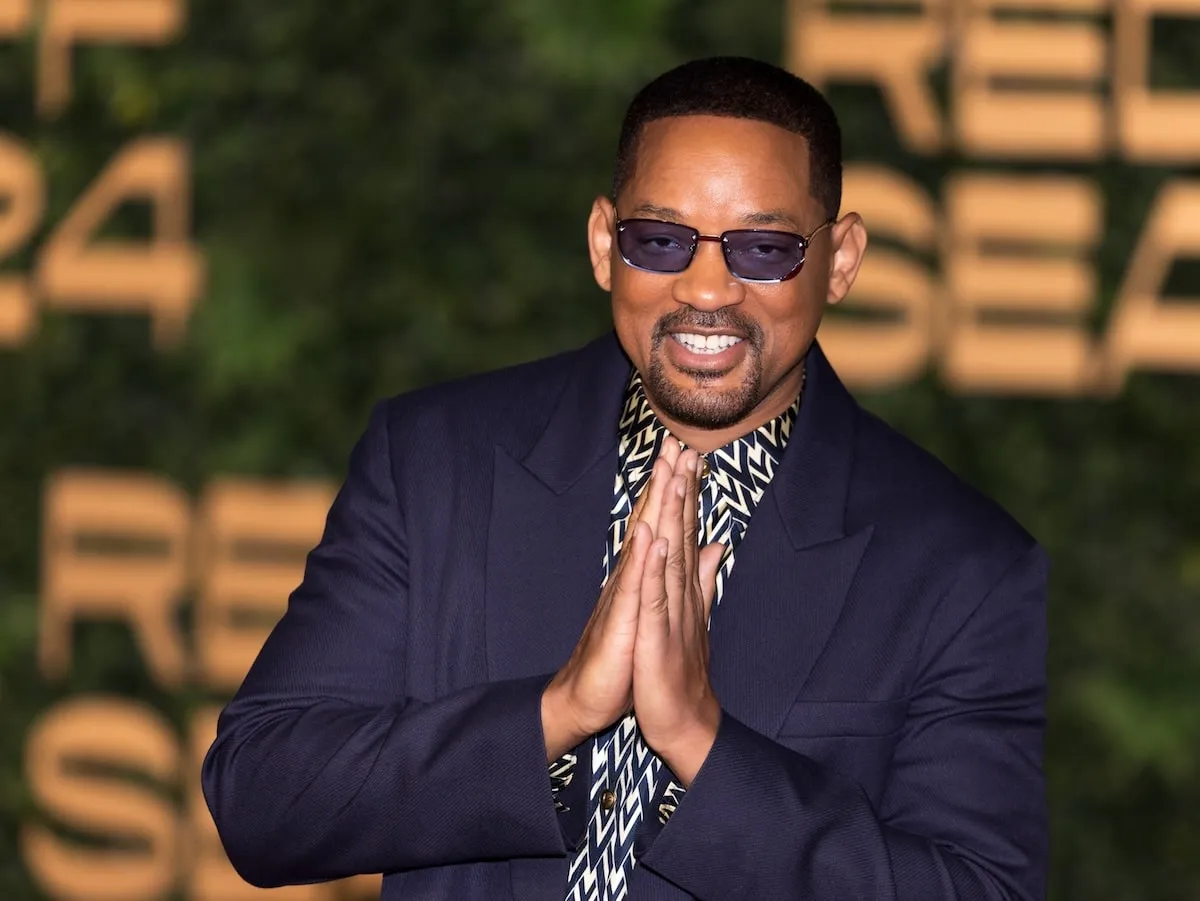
375, 343, 587, 458
850, 407, 1037, 561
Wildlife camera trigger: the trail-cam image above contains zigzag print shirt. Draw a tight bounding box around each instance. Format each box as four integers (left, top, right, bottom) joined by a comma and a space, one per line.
557, 369, 800, 901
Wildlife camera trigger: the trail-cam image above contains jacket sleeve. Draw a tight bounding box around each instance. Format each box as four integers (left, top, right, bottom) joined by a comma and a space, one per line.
200, 402, 568, 888
638, 543, 1049, 901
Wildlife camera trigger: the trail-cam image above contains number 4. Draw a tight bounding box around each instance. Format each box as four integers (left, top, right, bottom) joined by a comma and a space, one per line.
0, 137, 205, 348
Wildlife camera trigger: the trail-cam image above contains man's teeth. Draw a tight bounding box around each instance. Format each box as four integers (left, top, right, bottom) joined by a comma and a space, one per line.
673, 333, 743, 354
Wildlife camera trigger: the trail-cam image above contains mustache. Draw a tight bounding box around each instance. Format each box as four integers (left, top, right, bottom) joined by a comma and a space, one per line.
651, 309, 762, 345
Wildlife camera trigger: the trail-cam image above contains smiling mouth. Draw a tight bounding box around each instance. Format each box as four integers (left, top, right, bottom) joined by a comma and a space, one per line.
670, 332, 745, 355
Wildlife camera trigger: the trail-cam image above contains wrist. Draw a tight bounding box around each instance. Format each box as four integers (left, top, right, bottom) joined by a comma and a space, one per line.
540, 679, 586, 761
654, 706, 721, 788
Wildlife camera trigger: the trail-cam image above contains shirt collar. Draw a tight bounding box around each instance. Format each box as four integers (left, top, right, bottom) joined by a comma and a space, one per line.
616, 369, 801, 486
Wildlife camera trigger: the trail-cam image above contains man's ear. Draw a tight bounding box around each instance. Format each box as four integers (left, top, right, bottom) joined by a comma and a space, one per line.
825, 212, 868, 306
587, 196, 617, 292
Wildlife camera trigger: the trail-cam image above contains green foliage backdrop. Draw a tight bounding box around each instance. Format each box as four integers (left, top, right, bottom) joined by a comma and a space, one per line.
0, 2, 1197, 898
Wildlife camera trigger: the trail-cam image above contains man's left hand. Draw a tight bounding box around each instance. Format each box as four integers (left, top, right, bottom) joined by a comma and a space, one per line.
633, 448, 725, 787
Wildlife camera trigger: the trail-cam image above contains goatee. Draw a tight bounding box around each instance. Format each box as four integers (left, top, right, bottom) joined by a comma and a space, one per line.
644, 309, 765, 430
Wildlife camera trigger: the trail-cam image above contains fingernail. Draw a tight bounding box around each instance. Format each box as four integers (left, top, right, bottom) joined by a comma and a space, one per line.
676, 481, 685, 498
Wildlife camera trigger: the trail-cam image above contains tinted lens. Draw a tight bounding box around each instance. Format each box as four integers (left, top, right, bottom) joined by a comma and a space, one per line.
617, 219, 697, 273
722, 230, 805, 281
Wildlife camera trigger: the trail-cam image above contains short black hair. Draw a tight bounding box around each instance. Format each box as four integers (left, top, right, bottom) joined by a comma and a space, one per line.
612, 56, 842, 220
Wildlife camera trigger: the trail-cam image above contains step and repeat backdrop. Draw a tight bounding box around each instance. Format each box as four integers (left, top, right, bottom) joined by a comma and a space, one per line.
4, 8, 379, 901
2, 1, 1198, 900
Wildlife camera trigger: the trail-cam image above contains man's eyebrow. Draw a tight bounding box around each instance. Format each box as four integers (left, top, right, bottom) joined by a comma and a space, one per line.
628, 202, 685, 221
740, 209, 803, 230
626, 203, 804, 231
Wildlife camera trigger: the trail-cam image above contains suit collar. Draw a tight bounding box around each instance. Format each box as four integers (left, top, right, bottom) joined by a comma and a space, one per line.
519, 332, 630, 495
771, 340, 859, 550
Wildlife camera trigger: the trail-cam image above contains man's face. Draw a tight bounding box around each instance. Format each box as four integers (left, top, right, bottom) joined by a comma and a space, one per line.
587, 115, 865, 440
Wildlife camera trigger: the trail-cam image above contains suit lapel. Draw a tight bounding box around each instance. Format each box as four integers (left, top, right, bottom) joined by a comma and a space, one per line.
709, 516, 874, 738
485, 445, 615, 680
709, 343, 874, 739
485, 334, 632, 682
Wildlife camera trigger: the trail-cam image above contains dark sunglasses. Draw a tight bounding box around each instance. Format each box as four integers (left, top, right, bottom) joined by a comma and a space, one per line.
615, 217, 834, 283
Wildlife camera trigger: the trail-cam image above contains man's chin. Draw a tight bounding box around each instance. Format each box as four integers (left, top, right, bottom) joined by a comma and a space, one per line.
645, 345, 764, 429
646, 380, 757, 431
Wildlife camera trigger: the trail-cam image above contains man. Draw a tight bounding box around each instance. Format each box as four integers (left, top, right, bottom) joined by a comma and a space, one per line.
203, 57, 1047, 901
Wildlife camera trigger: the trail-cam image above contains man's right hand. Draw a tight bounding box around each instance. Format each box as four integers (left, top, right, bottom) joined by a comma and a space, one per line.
541, 440, 680, 761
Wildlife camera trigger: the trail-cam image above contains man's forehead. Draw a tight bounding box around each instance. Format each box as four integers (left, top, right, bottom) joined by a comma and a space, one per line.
637, 114, 811, 156
621, 117, 815, 224
629, 116, 811, 188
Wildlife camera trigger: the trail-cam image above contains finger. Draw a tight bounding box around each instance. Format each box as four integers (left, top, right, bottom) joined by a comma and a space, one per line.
660, 435, 682, 470
636, 536, 670, 655
681, 451, 701, 583
677, 453, 705, 644
658, 471, 688, 633
629, 475, 651, 520
697, 542, 725, 625
641, 535, 670, 617
626, 465, 656, 527
614, 442, 682, 593
616, 520, 652, 591
609, 519, 651, 623
668, 450, 700, 619
634, 457, 672, 541
613, 467, 661, 587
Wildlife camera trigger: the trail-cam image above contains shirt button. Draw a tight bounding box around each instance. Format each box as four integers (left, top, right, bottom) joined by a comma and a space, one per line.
600, 789, 616, 812
699, 457, 711, 479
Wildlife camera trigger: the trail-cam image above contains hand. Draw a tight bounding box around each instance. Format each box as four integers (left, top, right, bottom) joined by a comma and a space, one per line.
633, 449, 725, 786
541, 440, 682, 760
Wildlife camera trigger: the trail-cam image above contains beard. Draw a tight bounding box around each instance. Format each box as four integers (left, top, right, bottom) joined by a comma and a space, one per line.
643, 308, 766, 430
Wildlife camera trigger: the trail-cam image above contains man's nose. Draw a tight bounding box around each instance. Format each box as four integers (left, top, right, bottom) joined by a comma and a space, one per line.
671, 240, 746, 310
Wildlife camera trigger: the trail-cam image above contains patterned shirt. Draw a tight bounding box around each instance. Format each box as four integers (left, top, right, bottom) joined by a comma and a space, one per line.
557, 369, 800, 901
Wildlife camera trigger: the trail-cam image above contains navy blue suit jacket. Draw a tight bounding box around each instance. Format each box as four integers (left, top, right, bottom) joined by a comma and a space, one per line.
203, 333, 1048, 900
